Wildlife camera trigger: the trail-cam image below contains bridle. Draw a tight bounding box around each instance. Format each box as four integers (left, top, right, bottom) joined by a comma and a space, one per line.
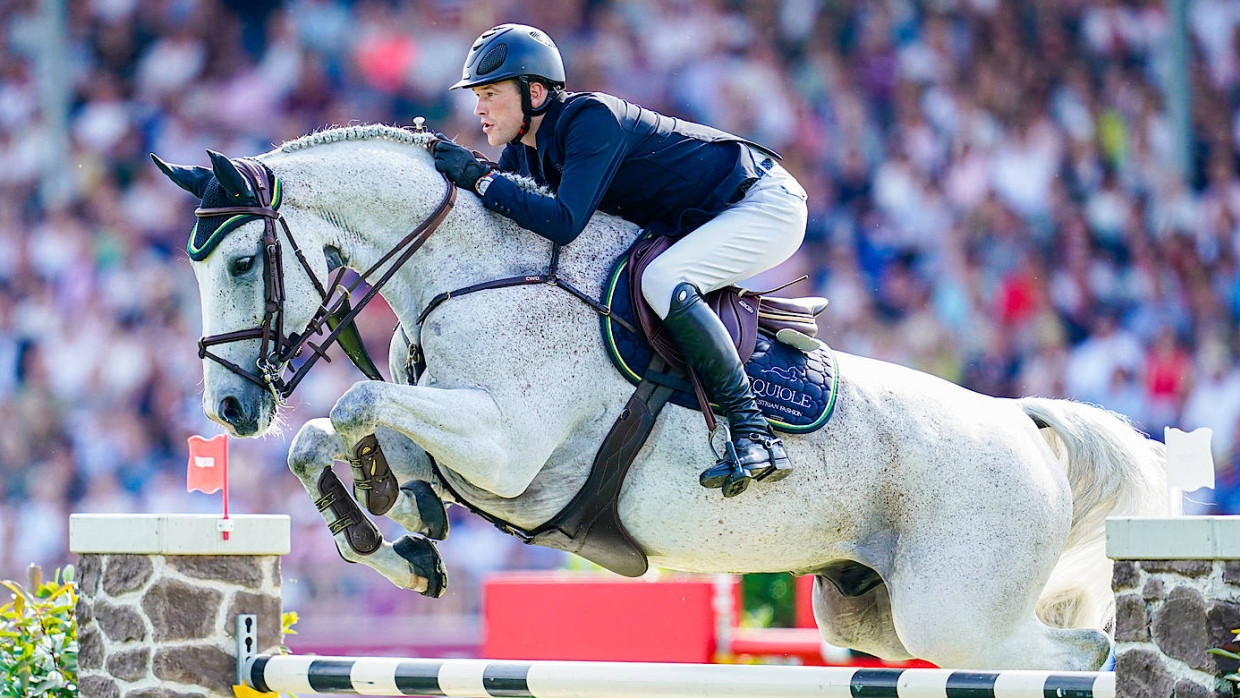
193, 154, 457, 402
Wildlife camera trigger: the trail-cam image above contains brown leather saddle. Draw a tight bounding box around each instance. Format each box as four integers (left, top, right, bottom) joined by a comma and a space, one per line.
627, 234, 827, 375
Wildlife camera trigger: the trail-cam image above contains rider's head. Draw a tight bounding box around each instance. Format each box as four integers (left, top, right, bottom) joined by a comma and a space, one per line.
451, 24, 565, 147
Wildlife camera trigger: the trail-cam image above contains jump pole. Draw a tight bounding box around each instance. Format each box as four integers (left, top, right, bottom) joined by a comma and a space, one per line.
236, 625, 1114, 698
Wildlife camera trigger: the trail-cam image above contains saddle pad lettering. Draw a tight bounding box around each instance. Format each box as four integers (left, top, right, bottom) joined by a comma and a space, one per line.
601, 256, 838, 434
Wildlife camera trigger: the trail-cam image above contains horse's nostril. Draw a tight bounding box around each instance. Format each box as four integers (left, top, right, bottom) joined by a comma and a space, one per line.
219, 396, 244, 424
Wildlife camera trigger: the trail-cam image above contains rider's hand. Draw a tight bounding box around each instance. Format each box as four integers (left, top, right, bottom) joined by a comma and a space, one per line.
432, 138, 493, 193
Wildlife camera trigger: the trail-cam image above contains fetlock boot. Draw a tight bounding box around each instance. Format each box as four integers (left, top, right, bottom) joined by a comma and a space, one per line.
662, 282, 792, 496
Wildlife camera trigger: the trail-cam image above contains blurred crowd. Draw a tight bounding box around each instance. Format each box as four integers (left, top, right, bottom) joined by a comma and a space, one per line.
1, 0, 1239, 640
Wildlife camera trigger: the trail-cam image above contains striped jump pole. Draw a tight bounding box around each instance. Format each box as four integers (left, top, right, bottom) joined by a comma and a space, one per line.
237, 613, 1112, 698
242, 656, 1112, 698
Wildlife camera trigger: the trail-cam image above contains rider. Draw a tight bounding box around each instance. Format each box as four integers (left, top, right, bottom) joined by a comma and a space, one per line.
432, 23, 807, 494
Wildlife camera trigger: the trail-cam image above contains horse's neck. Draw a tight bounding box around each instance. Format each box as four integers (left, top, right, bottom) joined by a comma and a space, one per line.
265, 140, 635, 331
264, 142, 539, 327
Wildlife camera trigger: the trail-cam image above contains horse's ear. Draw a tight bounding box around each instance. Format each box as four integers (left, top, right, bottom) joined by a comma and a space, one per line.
150, 153, 212, 198
206, 149, 256, 203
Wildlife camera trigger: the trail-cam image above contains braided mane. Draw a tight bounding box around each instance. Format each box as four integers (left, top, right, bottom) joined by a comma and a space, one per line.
277, 123, 549, 194
280, 124, 434, 153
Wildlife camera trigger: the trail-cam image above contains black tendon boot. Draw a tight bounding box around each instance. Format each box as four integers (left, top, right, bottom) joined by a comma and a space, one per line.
662, 282, 792, 496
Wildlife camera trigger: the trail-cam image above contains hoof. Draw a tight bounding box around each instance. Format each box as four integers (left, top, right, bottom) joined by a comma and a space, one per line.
401, 479, 449, 540
393, 534, 448, 598
722, 471, 751, 498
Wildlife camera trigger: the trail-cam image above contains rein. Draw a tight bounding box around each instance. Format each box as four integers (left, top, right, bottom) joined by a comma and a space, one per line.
195, 156, 457, 401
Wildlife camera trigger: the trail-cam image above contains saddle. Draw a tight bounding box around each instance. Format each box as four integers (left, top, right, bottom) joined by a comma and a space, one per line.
627, 235, 827, 372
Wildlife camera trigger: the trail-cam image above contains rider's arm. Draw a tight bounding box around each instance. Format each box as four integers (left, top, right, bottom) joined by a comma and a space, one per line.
480, 101, 627, 245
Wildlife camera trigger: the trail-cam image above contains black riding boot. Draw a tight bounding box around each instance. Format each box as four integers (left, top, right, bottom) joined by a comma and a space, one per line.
663, 282, 792, 496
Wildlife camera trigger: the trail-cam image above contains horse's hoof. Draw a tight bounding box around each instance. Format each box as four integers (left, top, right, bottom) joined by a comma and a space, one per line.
350, 433, 399, 516
401, 479, 449, 540
722, 471, 751, 498
393, 534, 448, 598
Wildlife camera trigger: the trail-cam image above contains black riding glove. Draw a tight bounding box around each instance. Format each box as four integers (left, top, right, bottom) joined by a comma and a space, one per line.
432, 139, 493, 193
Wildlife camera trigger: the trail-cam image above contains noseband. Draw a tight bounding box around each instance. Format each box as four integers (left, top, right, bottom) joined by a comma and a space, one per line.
194, 156, 457, 402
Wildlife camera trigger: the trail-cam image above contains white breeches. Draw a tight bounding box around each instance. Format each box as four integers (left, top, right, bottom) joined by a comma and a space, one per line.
640, 154, 808, 318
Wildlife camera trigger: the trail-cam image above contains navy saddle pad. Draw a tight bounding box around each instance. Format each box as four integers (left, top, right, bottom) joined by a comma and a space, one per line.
600, 254, 839, 435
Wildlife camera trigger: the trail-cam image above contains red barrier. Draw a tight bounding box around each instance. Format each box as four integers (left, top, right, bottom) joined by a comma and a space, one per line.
483, 573, 717, 663
483, 572, 935, 668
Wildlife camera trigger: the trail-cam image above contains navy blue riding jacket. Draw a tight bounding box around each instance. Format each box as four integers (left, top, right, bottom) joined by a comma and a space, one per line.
479, 91, 778, 244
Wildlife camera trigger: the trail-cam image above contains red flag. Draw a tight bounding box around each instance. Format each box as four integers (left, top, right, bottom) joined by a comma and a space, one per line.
187, 434, 229, 494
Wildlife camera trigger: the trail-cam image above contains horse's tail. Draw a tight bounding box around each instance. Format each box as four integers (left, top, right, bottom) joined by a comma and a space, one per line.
1015, 397, 1171, 630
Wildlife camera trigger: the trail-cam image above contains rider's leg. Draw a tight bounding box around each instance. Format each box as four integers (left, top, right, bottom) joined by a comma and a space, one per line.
641, 155, 807, 490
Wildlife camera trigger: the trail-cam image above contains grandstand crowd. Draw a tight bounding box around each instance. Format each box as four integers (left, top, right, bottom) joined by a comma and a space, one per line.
1, 0, 1239, 625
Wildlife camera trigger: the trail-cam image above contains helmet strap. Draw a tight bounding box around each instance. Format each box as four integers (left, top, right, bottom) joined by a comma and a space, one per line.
509, 76, 553, 146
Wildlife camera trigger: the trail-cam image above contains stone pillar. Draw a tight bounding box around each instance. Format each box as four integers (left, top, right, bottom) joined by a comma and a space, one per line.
70, 514, 290, 698
1109, 516, 1240, 698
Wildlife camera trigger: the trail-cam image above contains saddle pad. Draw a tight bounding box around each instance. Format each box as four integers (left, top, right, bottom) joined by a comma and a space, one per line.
601, 256, 838, 435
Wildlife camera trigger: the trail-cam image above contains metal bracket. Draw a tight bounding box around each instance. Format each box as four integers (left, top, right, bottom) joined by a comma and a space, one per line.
235, 613, 258, 688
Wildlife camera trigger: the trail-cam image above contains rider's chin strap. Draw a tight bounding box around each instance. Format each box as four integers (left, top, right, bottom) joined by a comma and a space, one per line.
508, 77, 557, 146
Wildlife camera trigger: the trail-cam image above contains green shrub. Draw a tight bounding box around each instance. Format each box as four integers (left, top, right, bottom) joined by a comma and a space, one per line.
0, 565, 77, 698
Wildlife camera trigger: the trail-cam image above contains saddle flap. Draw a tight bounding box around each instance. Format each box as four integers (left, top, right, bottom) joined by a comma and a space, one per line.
627, 236, 760, 370
627, 235, 826, 358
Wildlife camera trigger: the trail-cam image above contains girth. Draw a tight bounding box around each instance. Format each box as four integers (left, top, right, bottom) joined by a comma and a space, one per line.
427, 356, 674, 577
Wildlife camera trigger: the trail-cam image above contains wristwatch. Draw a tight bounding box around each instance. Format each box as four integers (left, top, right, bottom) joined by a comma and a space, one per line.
475, 172, 495, 196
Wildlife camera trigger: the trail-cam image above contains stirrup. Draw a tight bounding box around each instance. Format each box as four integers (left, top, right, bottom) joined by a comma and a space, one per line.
700, 438, 753, 498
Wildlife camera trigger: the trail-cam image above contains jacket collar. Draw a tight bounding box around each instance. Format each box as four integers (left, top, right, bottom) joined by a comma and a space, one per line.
533, 91, 569, 152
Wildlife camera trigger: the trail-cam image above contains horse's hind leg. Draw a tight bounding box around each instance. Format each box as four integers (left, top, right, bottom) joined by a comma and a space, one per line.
288, 419, 446, 595
811, 574, 913, 661
885, 516, 1110, 670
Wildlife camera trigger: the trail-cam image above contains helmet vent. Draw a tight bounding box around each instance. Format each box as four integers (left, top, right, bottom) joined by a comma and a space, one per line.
477, 44, 507, 76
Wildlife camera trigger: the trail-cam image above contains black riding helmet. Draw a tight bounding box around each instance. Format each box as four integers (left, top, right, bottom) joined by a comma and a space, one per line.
452, 24, 566, 144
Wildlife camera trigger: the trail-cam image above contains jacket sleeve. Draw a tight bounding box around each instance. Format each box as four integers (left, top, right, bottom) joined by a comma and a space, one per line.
480, 101, 628, 245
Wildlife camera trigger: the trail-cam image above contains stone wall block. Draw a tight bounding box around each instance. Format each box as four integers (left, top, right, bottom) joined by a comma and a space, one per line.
78, 624, 105, 671
1116, 647, 1174, 698
225, 590, 282, 649
1152, 585, 1211, 671
78, 553, 102, 596
1140, 560, 1214, 577
101, 555, 154, 596
140, 579, 222, 641
1225, 561, 1240, 587
1142, 577, 1165, 602
1115, 593, 1150, 642
1207, 600, 1240, 677
95, 601, 147, 643
1113, 560, 1139, 590
105, 647, 150, 682
168, 555, 262, 587
76, 595, 95, 626
1172, 678, 1218, 698
78, 674, 120, 698
151, 644, 236, 695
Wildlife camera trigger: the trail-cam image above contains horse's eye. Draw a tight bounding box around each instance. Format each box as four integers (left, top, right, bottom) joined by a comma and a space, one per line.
231, 256, 256, 275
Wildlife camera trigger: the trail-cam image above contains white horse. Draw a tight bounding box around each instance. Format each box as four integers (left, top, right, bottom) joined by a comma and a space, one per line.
154, 124, 1169, 671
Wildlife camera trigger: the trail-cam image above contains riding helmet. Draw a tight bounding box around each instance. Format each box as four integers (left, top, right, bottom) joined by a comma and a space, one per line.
452, 24, 566, 92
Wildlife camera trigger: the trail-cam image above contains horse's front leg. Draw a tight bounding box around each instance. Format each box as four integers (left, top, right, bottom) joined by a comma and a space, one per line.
330, 381, 536, 499
288, 418, 447, 595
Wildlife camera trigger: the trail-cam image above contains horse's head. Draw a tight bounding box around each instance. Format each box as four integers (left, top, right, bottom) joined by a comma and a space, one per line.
153, 150, 334, 436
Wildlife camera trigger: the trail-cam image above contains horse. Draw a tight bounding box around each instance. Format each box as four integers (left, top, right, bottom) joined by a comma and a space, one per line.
153, 124, 1169, 671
